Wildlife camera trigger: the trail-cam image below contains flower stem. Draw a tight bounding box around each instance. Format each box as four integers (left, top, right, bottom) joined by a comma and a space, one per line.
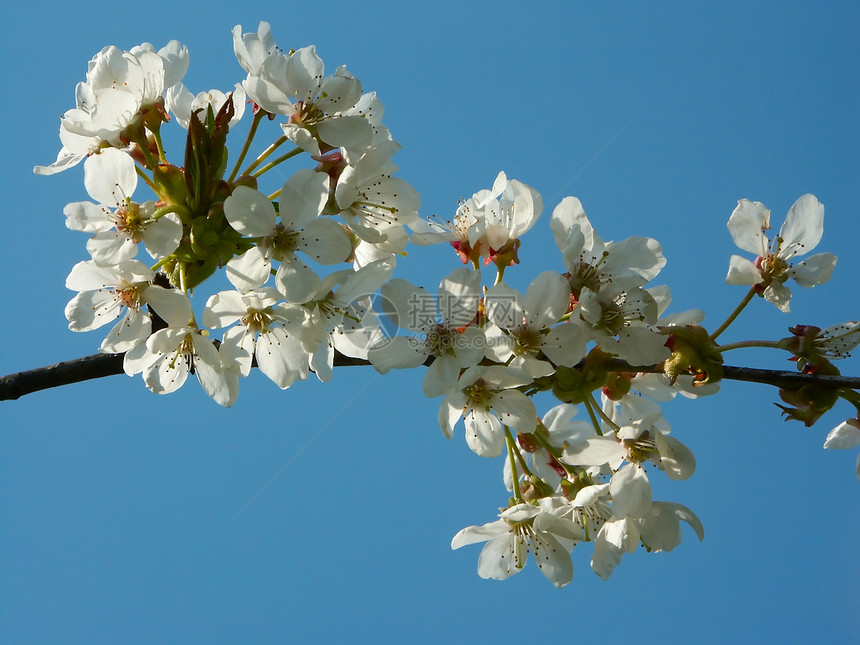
150, 256, 172, 273
135, 165, 158, 193
251, 147, 303, 178
582, 396, 604, 436
587, 393, 621, 435
151, 128, 167, 164
153, 203, 192, 224
494, 266, 506, 286
710, 287, 757, 341
505, 427, 525, 503
227, 110, 265, 183
717, 340, 782, 353
242, 135, 287, 177
533, 426, 563, 460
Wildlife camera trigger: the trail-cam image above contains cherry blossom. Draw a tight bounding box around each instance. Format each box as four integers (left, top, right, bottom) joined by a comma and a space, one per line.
65, 150, 181, 265
451, 503, 576, 588
484, 271, 587, 378
726, 194, 837, 312
223, 171, 351, 302
64, 259, 187, 353
233, 21, 280, 76
368, 267, 484, 397
334, 141, 420, 246
34, 41, 188, 175
124, 323, 238, 407
203, 288, 319, 389
438, 366, 537, 457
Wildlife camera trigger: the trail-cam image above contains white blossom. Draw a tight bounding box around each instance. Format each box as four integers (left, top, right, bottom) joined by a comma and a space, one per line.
124, 324, 238, 407
223, 171, 350, 302
34, 41, 188, 175
368, 267, 484, 397
451, 503, 576, 588
203, 288, 318, 389
64, 259, 187, 353
726, 195, 837, 312
438, 366, 536, 457
484, 272, 587, 377
65, 150, 181, 265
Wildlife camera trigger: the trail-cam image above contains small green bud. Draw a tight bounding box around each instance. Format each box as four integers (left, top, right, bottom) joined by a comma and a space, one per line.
776, 360, 841, 427
153, 163, 189, 207
662, 324, 724, 385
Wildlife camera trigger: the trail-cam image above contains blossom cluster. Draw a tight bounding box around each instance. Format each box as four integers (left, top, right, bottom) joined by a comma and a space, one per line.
37, 22, 858, 588
43, 22, 417, 406
369, 173, 718, 585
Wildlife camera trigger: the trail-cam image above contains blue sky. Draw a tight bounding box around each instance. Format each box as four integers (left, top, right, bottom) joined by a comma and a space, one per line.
1, 1, 858, 643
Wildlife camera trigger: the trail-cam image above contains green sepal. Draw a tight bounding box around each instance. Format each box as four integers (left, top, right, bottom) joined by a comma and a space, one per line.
552, 347, 612, 404
776, 360, 841, 427
662, 324, 724, 385
152, 163, 190, 211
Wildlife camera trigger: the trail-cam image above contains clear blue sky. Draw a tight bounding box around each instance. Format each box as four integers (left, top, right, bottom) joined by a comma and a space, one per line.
1, 1, 858, 643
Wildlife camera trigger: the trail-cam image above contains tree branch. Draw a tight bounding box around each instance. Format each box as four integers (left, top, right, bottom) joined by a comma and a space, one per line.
2, 351, 858, 402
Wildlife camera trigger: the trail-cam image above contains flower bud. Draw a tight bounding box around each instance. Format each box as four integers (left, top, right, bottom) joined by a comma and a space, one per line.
776, 360, 840, 427
662, 324, 723, 385
153, 163, 189, 206
521, 476, 555, 502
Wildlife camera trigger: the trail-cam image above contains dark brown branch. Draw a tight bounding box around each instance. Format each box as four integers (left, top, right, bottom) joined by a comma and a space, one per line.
1, 353, 126, 400
604, 359, 860, 390
718, 365, 860, 390
2, 351, 858, 401
0, 350, 373, 401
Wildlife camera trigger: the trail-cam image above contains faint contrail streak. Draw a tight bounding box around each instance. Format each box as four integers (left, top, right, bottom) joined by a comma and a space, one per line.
546, 122, 630, 206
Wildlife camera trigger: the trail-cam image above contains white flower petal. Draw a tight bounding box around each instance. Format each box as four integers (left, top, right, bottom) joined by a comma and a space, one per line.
790, 252, 837, 288
610, 464, 652, 518
226, 247, 270, 292
144, 286, 193, 328
563, 437, 626, 470
725, 255, 764, 285
727, 199, 770, 256
367, 337, 427, 373
87, 232, 137, 265
654, 432, 696, 480
464, 408, 504, 457
255, 327, 309, 389
476, 536, 519, 580
823, 420, 860, 450
524, 271, 570, 329
279, 169, 329, 228
276, 258, 322, 304
142, 213, 183, 259
438, 268, 482, 327
224, 186, 276, 236
84, 148, 136, 206
451, 520, 508, 549
779, 193, 824, 258
65, 201, 113, 233
532, 533, 573, 588
379, 279, 434, 332
484, 283, 524, 330
493, 390, 537, 435
297, 217, 352, 265
422, 355, 460, 398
